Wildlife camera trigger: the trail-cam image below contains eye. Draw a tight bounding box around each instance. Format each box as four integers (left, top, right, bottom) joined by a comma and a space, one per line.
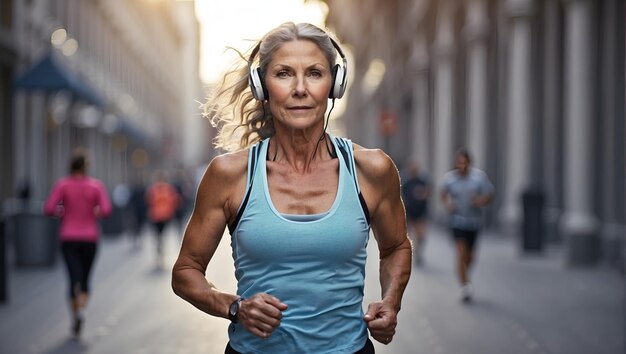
308, 70, 323, 78
276, 70, 291, 78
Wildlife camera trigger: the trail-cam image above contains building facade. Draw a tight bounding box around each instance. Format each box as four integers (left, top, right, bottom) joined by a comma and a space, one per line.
3, 0, 208, 209
323, 0, 625, 269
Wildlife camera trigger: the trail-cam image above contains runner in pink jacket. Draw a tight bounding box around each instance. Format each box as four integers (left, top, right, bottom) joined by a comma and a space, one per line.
44, 176, 112, 242
43, 149, 111, 337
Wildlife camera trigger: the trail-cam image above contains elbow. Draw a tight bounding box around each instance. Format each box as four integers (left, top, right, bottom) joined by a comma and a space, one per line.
171, 267, 185, 299
171, 272, 180, 296
171, 279, 180, 298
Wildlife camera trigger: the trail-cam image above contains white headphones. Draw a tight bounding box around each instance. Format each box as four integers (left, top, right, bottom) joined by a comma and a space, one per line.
248, 37, 348, 101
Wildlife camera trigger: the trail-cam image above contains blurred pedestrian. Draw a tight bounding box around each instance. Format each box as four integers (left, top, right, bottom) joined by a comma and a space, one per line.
172, 168, 195, 233
401, 158, 431, 265
172, 22, 411, 353
440, 148, 494, 303
129, 176, 147, 248
146, 170, 180, 267
43, 148, 112, 337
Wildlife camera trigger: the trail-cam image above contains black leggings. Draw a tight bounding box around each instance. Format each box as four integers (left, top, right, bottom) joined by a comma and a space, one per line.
61, 241, 97, 298
225, 338, 375, 354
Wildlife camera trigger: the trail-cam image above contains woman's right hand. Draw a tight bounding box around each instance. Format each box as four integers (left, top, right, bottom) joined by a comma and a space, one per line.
238, 293, 288, 339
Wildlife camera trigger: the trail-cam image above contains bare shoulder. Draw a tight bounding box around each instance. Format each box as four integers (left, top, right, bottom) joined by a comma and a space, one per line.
197, 149, 249, 215
352, 143, 397, 181
205, 149, 248, 180
352, 143, 401, 218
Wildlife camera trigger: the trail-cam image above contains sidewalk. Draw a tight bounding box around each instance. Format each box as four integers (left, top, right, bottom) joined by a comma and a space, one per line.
386, 226, 625, 354
0, 224, 624, 354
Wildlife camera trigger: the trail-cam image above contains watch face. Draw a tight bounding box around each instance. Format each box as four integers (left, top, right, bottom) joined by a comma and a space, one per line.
229, 301, 238, 315
229, 298, 241, 323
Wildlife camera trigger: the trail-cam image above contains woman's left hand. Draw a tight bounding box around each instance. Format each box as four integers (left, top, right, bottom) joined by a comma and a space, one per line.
363, 300, 397, 345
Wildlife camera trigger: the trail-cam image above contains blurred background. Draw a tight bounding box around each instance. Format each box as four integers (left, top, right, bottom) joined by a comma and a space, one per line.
0, 0, 624, 353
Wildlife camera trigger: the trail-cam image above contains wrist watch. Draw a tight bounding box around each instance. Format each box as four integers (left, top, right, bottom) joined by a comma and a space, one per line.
228, 296, 244, 323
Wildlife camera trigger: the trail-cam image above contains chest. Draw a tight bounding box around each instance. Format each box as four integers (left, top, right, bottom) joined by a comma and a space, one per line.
448, 178, 482, 199
266, 160, 339, 215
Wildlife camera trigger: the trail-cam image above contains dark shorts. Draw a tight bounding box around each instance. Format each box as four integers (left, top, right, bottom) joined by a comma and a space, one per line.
225, 337, 375, 354
61, 241, 97, 298
406, 207, 427, 221
452, 228, 479, 251
405, 202, 427, 221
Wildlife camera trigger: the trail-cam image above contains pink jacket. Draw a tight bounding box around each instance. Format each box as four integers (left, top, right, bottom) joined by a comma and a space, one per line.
44, 175, 112, 242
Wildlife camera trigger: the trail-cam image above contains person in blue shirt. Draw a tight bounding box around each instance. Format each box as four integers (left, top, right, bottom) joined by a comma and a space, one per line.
171, 22, 412, 353
440, 148, 494, 303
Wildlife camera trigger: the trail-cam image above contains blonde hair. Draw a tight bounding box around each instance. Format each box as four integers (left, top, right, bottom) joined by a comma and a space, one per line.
204, 22, 339, 151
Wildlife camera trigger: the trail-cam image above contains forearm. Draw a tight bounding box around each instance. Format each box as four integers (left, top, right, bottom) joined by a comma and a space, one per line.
172, 266, 237, 319
378, 238, 412, 312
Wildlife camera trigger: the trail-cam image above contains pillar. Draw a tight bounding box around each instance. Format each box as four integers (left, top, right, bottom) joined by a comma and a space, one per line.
542, 0, 564, 242
465, 0, 490, 171
409, 32, 431, 172
432, 0, 456, 220
500, 0, 534, 232
560, 0, 600, 265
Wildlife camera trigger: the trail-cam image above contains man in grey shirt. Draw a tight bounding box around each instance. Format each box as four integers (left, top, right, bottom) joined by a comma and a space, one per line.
440, 148, 494, 303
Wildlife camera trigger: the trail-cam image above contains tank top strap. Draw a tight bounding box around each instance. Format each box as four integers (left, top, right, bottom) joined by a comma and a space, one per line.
331, 136, 371, 225
228, 140, 265, 234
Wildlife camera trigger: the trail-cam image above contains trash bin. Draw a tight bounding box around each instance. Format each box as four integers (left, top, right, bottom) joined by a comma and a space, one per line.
522, 189, 545, 252
13, 212, 59, 267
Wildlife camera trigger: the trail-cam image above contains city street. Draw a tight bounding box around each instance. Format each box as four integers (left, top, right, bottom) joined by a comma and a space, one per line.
0, 225, 624, 354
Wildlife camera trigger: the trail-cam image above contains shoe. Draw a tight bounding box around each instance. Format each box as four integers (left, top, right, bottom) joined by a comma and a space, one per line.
461, 284, 473, 303
72, 315, 83, 337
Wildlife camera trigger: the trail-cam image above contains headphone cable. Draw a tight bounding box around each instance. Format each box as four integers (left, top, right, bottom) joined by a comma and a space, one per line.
311, 98, 336, 162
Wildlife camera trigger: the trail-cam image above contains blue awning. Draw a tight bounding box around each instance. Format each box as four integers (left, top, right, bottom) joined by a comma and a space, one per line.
14, 53, 106, 108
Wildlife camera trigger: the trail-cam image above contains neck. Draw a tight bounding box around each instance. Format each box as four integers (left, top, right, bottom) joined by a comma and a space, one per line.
269, 131, 331, 172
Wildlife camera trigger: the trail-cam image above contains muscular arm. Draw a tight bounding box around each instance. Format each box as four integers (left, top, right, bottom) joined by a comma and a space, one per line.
171, 151, 287, 338
355, 147, 412, 344
171, 152, 246, 319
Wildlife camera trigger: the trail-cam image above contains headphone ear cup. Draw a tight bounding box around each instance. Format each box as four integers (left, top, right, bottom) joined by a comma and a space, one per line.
329, 64, 339, 99
249, 67, 266, 101
330, 64, 346, 99
257, 68, 269, 100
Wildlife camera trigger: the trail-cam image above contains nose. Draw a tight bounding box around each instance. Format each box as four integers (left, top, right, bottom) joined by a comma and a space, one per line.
293, 76, 307, 97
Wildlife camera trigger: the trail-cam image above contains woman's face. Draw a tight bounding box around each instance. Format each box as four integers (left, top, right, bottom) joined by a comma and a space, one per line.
264, 40, 332, 132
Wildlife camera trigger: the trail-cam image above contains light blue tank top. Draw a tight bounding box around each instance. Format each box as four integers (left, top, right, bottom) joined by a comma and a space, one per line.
228, 136, 371, 354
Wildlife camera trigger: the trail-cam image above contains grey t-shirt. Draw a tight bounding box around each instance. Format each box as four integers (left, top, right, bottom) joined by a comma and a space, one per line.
441, 168, 494, 231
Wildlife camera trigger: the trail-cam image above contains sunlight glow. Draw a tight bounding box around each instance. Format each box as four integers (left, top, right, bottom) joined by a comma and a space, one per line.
195, 0, 328, 84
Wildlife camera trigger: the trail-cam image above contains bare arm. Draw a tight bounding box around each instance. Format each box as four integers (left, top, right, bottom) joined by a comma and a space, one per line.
171, 152, 287, 339
171, 153, 243, 319
355, 148, 412, 344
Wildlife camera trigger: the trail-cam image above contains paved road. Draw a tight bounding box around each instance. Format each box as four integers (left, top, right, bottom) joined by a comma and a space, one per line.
0, 224, 624, 354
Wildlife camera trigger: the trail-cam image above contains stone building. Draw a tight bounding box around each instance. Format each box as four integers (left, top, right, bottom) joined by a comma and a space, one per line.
2, 0, 207, 208
323, 0, 625, 268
